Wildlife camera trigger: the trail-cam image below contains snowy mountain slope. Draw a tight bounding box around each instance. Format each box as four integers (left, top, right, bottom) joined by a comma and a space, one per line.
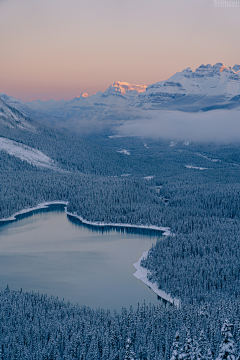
0, 98, 36, 132
0, 93, 44, 119
26, 81, 147, 119
142, 63, 240, 97
0, 136, 61, 169
137, 63, 240, 111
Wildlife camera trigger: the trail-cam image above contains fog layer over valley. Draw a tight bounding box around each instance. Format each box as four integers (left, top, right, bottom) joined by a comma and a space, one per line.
115, 109, 240, 143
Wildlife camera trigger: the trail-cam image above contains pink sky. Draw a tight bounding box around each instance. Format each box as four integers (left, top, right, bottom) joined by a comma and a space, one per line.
0, 0, 239, 102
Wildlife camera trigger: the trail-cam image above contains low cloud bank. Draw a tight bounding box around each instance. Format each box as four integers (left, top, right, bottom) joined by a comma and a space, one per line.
114, 110, 240, 143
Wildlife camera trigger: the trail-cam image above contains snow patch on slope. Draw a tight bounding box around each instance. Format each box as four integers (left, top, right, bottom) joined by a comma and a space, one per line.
185, 165, 208, 170
117, 149, 131, 155
0, 137, 60, 170
143, 176, 154, 180
197, 153, 220, 162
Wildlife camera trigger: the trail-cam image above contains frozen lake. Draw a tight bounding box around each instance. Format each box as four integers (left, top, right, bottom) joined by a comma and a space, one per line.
0, 205, 163, 312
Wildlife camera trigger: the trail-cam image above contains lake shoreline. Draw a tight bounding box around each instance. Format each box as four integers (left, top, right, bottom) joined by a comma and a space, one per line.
133, 251, 180, 308
0, 201, 177, 306
0, 200, 171, 235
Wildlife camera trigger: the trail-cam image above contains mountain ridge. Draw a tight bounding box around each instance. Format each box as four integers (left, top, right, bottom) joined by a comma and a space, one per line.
25, 62, 240, 110
1, 63, 240, 137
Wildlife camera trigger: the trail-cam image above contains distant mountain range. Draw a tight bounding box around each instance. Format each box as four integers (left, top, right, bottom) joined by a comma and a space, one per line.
1, 63, 240, 136
26, 62, 240, 113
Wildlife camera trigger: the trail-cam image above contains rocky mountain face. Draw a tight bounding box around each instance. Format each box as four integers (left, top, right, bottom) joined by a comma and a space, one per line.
137, 63, 240, 111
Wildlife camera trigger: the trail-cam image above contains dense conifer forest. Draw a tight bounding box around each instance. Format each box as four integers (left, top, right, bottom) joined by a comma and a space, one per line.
1, 104, 240, 358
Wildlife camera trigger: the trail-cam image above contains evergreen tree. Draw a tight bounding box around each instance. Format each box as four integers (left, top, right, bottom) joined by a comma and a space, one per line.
170, 331, 182, 360
198, 330, 212, 360
180, 332, 192, 360
216, 319, 236, 360
190, 337, 202, 360
124, 338, 135, 360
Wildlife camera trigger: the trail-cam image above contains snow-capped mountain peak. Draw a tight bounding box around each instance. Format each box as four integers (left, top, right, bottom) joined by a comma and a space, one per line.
76, 92, 89, 98
137, 63, 240, 110
112, 81, 147, 95
233, 64, 240, 73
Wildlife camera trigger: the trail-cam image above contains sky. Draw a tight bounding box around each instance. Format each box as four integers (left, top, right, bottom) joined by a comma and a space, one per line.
0, 0, 239, 102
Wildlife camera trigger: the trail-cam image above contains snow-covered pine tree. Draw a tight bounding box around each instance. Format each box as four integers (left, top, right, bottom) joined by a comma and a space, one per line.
198, 329, 213, 360
170, 331, 182, 360
179, 331, 194, 360
124, 338, 135, 360
190, 337, 202, 360
216, 319, 236, 360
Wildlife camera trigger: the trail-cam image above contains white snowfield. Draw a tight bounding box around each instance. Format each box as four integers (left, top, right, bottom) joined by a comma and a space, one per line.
133, 251, 180, 308
117, 149, 130, 155
140, 63, 240, 98
185, 165, 209, 170
0, 137, 60, 170
197, 153, 219, 162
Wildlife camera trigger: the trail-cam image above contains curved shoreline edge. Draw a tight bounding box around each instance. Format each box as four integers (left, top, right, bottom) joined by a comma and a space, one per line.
0, 201, 69, 222
0, 201, 179, 307
65, 211, 171, 236
133, 251, 180, 308
0, 201, 171, 235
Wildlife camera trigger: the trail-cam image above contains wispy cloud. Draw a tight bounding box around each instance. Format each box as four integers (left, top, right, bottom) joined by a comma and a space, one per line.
114, 110, 240, 143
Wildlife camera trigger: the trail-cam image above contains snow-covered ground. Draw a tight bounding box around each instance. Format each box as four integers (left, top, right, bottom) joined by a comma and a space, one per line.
185, 165, 209, 170
133, 251, 180, 308
108, 135, 124, 139
197, 153, 219, 162
143, 176, 154, 180
0, 137, 61, 170
117, 149, 130, 155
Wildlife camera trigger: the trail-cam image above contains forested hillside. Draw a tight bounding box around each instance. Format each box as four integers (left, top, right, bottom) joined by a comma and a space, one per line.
1, 100, 240, 358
